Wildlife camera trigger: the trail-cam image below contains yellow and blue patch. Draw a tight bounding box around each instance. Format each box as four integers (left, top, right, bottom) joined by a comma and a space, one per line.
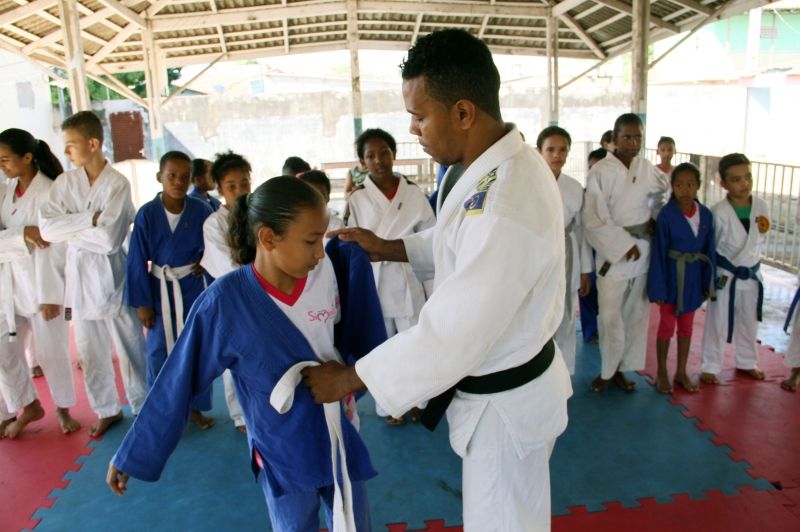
465, 168, 498, 216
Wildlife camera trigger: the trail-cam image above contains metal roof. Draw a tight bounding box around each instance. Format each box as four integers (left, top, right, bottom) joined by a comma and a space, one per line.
0, 0, 775, 76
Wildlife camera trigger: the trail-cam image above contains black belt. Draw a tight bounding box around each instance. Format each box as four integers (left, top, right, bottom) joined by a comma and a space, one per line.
421, 339, 556, 431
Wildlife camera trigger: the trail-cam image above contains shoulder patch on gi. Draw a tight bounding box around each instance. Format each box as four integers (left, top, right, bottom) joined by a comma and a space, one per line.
465, 168, 498, 216
756, 215, 770, 234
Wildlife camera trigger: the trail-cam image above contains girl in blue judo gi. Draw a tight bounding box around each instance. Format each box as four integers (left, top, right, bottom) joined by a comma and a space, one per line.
107, 176, 377, 532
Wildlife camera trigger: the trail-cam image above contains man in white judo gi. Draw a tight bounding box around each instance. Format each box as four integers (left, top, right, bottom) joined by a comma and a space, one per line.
303, 29, 573, 531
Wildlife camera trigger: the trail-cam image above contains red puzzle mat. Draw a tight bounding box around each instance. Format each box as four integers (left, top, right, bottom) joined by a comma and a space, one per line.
0, 331, 126, 531
639, 305, 800, 488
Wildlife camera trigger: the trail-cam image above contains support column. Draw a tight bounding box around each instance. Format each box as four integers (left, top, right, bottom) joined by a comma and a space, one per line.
142, 21, 166, 159
347, 0, 363, 138
57, 0, 90, 112
546, 16, 560, 126
631, 0, 649, 131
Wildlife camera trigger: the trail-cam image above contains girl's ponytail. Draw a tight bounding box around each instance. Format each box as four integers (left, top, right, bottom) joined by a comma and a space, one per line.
34, 139, 64, 180
227, 193, 256, 265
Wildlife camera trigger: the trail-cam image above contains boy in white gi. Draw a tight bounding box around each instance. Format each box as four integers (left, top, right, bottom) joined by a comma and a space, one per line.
700, 153, 768, 384
40, 111, 148, 437
303, 29, 572, 531
537, 126, 592, 374
582, 113, 670, 393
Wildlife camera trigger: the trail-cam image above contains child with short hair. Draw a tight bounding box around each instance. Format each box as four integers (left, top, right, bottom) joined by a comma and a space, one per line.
536, 126, 592, 374
40, 111, 148, 437
200, 151, 252, 432
299, 169, 344, 235
346, 127, 435, 424
700, 153, 768, 384
648, 163, 715, 393
0, 128, 78, 438
108, 177, 377, 532
126, 151, 215, 430
282, 156, 311, 177
656, 136, 676, 177
188, 158, 220, 211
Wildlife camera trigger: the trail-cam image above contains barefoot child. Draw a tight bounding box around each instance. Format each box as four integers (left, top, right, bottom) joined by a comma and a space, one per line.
188, 158, 220, 211
0, 128, 79, 438
582, 114, 670, 393
648, 163, 716, 393
200, 151, 252, 431
655, 136, 676, 178
107, 177, 376, 531
40, 111, 148, 437
700, 153, 768, 384
537, 126, 592, 374
345, 128, 435, 424
125, 151, 215, 430
781, 289, 800, 391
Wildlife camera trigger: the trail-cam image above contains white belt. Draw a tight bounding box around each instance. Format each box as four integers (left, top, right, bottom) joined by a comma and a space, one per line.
1, 265, 16, 342
150, 263, 203, 352
270, 361, 356, 532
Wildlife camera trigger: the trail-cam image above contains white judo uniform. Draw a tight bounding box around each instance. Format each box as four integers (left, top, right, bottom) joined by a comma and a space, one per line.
582, 153, 669, 379
200, 206, 245, 427
355, 126, 573, 531
555, 173, 593, 375
39, 163, 147, 418
347, 175, 435, 418
0, 173, 75, 422
700, 197, 769, 374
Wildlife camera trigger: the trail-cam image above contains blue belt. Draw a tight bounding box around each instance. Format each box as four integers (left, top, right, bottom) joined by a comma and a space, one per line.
784, 285, 800, 333
716, 255, 762, 343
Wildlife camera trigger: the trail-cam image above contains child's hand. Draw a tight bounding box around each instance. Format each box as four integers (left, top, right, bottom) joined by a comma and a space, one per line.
655, 300, 665, 305
578, 273, 591, 296
24, 226, 50, 249
106, 463, 130, 496
191, 262, 205, 277
40, 304, 61, 321
137, 307, 155, 329
624, 245, 641, 261
92, 211, 102, 226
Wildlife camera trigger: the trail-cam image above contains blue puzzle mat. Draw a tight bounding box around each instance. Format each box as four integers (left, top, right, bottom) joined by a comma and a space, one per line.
30, 336, 772, 530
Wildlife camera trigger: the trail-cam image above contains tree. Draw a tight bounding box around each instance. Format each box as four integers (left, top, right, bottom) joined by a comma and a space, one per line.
52, 68, 183, 104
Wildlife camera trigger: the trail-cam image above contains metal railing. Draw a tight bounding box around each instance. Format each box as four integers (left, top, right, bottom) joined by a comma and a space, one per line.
326, 141, 800, 274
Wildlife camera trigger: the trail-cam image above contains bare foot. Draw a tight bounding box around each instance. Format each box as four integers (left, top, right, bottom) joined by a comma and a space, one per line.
656, 373, 673, 394
737, 368, 765, 380
590, 376, 609, 393
409, 407, 424, 423
5, 400, 45, 439
385, 416, 405, 426
612, 371, 636, 391
236, 424, 247, 434
780, 368, 800, 392
189, 410, 215, 430
56, 407, 81, 434
700, 372, 719, 385
674, 373, 699, 393
31, 366, 44, 378
88, 411, 124, 438
0, 417, 16, 438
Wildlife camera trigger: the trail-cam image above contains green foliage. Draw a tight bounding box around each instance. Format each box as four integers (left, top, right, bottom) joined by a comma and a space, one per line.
50, 68, 182, 104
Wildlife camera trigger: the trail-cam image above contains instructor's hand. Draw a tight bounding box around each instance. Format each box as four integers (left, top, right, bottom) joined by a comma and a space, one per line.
106, 463, 130, 496
326, 227, 408, 263
302, 361, 366, 404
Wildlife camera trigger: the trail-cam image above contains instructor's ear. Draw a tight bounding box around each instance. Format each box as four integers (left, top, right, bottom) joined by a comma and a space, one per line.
452, 99, 477, 130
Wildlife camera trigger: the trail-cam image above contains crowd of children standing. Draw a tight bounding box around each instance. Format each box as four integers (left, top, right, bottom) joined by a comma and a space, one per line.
1, 104, 799, 531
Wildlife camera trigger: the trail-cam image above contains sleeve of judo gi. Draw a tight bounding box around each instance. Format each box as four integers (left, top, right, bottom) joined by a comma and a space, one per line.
39, 180, 95, 243
582, 175, 637, 264
702, 210, 717, 295
401, 226, 435, 282
70, 181, 134, 255
34, 242, 66, 306
355, 214, 550, 416
111, 298, 229, 481
647, 210, 671, 303
125, 208, 154, 309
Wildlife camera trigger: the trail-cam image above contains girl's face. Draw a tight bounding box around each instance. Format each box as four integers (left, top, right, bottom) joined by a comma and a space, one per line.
361, 137, 395, 183
0, 143, 32, 179
218, 168, 252, 207
672, 170, 699, 209
539, 135, 570, 177
658, 142, 675, 162
261, 204, 329, 279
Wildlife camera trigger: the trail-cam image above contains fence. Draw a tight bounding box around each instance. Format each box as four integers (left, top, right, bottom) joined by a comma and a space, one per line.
324, 141, 800, 274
